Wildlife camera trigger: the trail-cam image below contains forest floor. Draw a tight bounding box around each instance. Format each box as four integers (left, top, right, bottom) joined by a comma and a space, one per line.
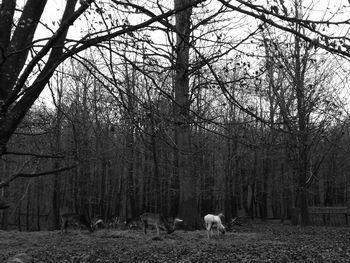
0, 223, 350, 262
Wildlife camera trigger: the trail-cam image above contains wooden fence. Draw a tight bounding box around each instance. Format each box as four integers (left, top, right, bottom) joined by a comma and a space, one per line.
308, 206, 349, 226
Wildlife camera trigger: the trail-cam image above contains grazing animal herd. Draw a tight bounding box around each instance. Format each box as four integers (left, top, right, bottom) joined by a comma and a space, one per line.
60, 211, 231, 238
4, 212, 232, 262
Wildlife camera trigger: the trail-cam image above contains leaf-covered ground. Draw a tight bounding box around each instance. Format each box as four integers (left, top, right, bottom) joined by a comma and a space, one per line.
1, 223, 350, 262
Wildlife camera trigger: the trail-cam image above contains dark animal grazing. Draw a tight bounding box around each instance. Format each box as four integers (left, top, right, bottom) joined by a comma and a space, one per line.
60, 213, 93, 233
91, 216, 104, 230
125, 217, 142, 230
140, 212, 183, 236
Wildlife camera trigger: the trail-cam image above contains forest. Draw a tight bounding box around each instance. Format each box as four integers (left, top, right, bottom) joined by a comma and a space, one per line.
1, 0, 350, 235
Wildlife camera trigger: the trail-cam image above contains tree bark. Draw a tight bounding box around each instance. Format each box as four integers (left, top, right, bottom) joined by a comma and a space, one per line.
174, 0, 199, 228
294, 4, 310, 224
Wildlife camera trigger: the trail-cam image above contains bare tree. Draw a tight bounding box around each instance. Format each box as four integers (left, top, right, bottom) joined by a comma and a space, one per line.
0, 0, 205, 189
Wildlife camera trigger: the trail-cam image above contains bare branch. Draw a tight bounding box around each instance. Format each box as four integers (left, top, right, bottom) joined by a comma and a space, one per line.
3, 151, 65, 159
0, 164, 77, 189
217, 0, 350, 58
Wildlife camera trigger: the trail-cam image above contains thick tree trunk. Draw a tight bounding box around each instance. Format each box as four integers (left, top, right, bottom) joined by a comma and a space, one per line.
174, 0, 199, 229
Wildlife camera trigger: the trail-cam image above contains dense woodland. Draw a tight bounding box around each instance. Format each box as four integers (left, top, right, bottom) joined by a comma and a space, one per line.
1, 0, 350, 231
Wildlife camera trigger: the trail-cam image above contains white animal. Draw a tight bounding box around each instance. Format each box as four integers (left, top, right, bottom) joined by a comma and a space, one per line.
204, 213, 226, 238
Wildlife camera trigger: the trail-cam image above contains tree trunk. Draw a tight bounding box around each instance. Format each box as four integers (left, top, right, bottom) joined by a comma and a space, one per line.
51, 80, 63, 229
294, 11, 310, 224
174, 0, 199, 228
119, 62, 136, 220
1, 187, 9, 230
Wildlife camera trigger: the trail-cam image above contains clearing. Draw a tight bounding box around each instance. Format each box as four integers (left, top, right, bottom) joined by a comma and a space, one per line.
0, 224, 349, 262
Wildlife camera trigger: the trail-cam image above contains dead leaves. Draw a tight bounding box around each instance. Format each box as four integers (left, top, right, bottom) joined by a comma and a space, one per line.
1, 225, 350, 262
